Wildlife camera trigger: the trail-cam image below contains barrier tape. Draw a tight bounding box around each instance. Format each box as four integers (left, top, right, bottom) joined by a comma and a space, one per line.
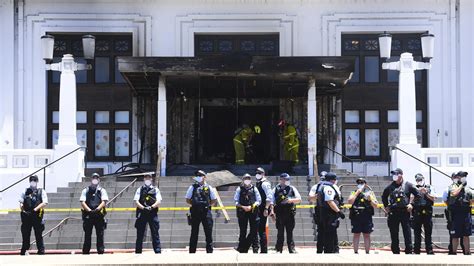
1, 203, 472, 213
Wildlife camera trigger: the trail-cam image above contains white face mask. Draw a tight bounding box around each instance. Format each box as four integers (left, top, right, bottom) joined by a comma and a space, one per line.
460, 177, 467, 183
91, 179, 99, 185
243, 180, 251, 186
453, 178, 459, 184
417, 181, 424, 186
334, 180, 338, 185
30, 181, 37, 188
392, 175, 399, 181
194, 176, 203, 183
284, 181, 290, 186
255, 174, 263, 180
357, 184, 364, 190
144, 179, 152, 186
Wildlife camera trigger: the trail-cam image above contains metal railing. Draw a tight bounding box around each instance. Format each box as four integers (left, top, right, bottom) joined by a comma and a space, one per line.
389, 146, 451, 184
115, 145, 152, 173
0, 147, 87, 192
322, 145, 363, 173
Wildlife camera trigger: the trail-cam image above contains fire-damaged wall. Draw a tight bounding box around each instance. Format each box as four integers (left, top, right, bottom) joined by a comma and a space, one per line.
167, 97, 195, 164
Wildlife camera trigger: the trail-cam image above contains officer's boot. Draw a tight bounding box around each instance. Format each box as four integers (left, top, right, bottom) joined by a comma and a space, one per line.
288, 242, 297, 254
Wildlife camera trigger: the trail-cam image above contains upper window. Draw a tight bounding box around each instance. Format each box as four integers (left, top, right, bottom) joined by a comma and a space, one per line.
195, 34, 279, 56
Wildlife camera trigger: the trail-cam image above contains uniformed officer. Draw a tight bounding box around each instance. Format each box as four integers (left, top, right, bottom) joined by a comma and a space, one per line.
318, 172, 345, 253
347, 177, 378, 254
234, 173, 261, 253
252, 167, 274, 253
443, 173, 466, 254
185, 170, 217, 253
134, 174, 162, 254
381, 168, 419, 254
444, 171, 473, 255
308, 171, 327, 253
19, 175, 48, 255
80, 173, 109, 255
412, 173, 436, 254
273, 173, 302, 253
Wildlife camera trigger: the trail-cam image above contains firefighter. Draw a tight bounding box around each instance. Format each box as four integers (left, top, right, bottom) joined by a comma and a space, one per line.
185, 170, 217, 253
134, 174, 162, 254
347, 177, 378, 254
412, 173, 436, 255
278, 120, 299, 164
308, 171, 327, 253
381, 168, 419, 254
234, 174, 261, 253
252, 167, 274, 253
19, 175, 48, 255
80, 173, 109, 255
233, 124, 256, 164
273, 173, 302, 253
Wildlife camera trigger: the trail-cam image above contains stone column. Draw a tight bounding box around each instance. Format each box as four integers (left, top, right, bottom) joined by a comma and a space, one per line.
307, 78, 317, 177
157, 76, 167, 176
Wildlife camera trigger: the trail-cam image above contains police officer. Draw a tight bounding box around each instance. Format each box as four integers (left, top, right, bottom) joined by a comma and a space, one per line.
252, 167, 273, 253
308, 171, 327, 253
347, 177, 378, 254
412, 173, 436, 255
234, 173, 261, 253
80, 173, 109, 255
273, 173, 301, 253
318, 172, 345, 253
444, 171, 473, 255
443, 173, 466, 254
19, 175, 48, 255
185, 170, 217, 253
381, 168, 419, 254
134, 174, 162, 254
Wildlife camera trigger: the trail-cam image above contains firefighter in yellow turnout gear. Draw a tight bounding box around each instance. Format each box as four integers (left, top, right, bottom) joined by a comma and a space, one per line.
233, 125, 258, 164
278, 120, 299, 164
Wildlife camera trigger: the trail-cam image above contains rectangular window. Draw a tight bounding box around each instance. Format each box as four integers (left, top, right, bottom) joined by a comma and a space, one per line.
387, 110, 399, 123
115, 111, 130, 124
387, 56, 400, 82
115, 129, 130, 156
345, 110, 359, 123
95, 57, 110, 83
345, 129, 360, 156
365, 110, 379, 123
365, 129, 380, 156
364, 56, 379, 82
115, 58, 126, 83
75, 58, 88, 83
95, 111, 110, 124
95, 130, 110, 156
349, 57, 360, 83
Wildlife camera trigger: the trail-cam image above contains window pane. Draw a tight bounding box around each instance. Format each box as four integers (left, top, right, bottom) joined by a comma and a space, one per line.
115, 130, 130, 156
416, 110, 422, 123
388, 129, 399, 147
345, 110, 359, 123
349, 57, 360, 83
95, 130, 110, 156
95, 57, 110, 83
52, 130, 59, 146
115, 57, 125, 83
417, 129, 423, 145
365, 110, 379, 123
52, 57, 61, 83
95, 111, 109, 124
52, 111, 59, 124
115, 111, 129, 124
387, 110, 399, 123
77, 130, 87, 147
76, 58, 88, 83
345, 129, 360, 156
387, 56, 400, 82
77, 111, 87, 124
364, 56, 379, 82
365, 129, 380, 156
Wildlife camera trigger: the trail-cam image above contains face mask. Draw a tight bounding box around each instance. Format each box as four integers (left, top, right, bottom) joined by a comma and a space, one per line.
334, 180, 338, 185
91, 179, 99, 186
284, 181, 290, 186
357, 184, 364, 190
194, 176, 203, 183
30, 181, 37, 188
243, 180, 251, 186
392, 175, 399, 181
255, 174, 263, 180
461, 177, 467, 183
144, 179, 152, 186
453, 178, 459, 184
417, 181, 424, 186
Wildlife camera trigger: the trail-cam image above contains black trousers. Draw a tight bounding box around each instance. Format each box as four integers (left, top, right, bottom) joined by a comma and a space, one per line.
320, 210, 339, 253
275, 212, 295, 252
237, 209, 259, 253
82, 217, 105, 254
189, 207, 213, 253
252, 210, 268, 253
413, 211, 433, 253
387, 211, 413, 254
135, 211, 161, 253
20, 213, 45, 254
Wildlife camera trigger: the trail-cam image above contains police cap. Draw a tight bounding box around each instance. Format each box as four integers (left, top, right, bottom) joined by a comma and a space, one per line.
325, 172, 337, 181
390, 168, 403, 175
29, 175, 39, 182
195, 170, 207, 177
280, 173, 291, 180
91, 173, 100, 179
256, 167, 265, 174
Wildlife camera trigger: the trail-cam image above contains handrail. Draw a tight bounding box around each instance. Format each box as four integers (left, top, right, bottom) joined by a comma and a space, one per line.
117, 145, 152, 173
322, 145, 362, 173
106, 177, 138, 207
0, 146, 87, 192
30, 217, 81, 245
389, 146, 451, 184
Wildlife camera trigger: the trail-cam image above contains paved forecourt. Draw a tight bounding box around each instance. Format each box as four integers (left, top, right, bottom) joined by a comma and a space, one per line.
1, 248, 473, 265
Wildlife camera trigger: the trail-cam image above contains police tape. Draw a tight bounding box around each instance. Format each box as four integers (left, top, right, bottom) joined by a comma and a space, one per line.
1, 203, 472, 213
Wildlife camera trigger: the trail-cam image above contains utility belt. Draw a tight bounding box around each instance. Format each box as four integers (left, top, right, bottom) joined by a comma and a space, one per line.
82, 208, 107, 220
349, 206, 374, 219
448, 204, 471, 214
413, 206, 433, 216
135, 207, 158, 218
274, 204, 296, 215
190, 204, 211, 213
20, 209, 44, 222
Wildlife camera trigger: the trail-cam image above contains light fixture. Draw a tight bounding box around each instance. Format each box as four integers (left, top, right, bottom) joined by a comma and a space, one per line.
41, 34, 55, 61
82, 34, 96, 60
421, 31, 435, 60
378, 31, 392, 60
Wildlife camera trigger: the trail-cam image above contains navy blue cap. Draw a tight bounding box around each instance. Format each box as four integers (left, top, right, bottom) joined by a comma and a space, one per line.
280, 173, 291, 180
324, 172, 337, 181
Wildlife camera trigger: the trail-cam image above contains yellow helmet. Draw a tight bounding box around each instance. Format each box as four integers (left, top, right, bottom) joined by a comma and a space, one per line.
254, 125, 261, 134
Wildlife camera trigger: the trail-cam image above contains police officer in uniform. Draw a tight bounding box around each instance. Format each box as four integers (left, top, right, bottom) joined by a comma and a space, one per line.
381, 168, 419, 254
134, 174, 162, 254
252, 167, 274, 253
443, 173, 466, 254
308, 171, 327, 253
185, 170, 217, 253
234, 174, 261, 253
19, 175, 48, 255
347, 177, 378, 254
318, 172, 345, 253
273, 173, 301, 253
444, 171, 473, 255
80, 173, 109, 255
412, 173, 436, 254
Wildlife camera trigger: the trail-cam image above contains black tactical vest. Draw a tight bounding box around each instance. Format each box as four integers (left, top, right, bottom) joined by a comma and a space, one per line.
139, 185, 157, 207
23, 188, 43, 212
85, 186, 103, 210
256, 180, 269, 206
319, 184, 341, 209
448, 185, 472, 212
192, 183, 211, 207
389, 183, 409, 210
413, 185, 434, 208
274, 184, 296, 213
239, 185, 257, 206
350, 191, 374, 217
